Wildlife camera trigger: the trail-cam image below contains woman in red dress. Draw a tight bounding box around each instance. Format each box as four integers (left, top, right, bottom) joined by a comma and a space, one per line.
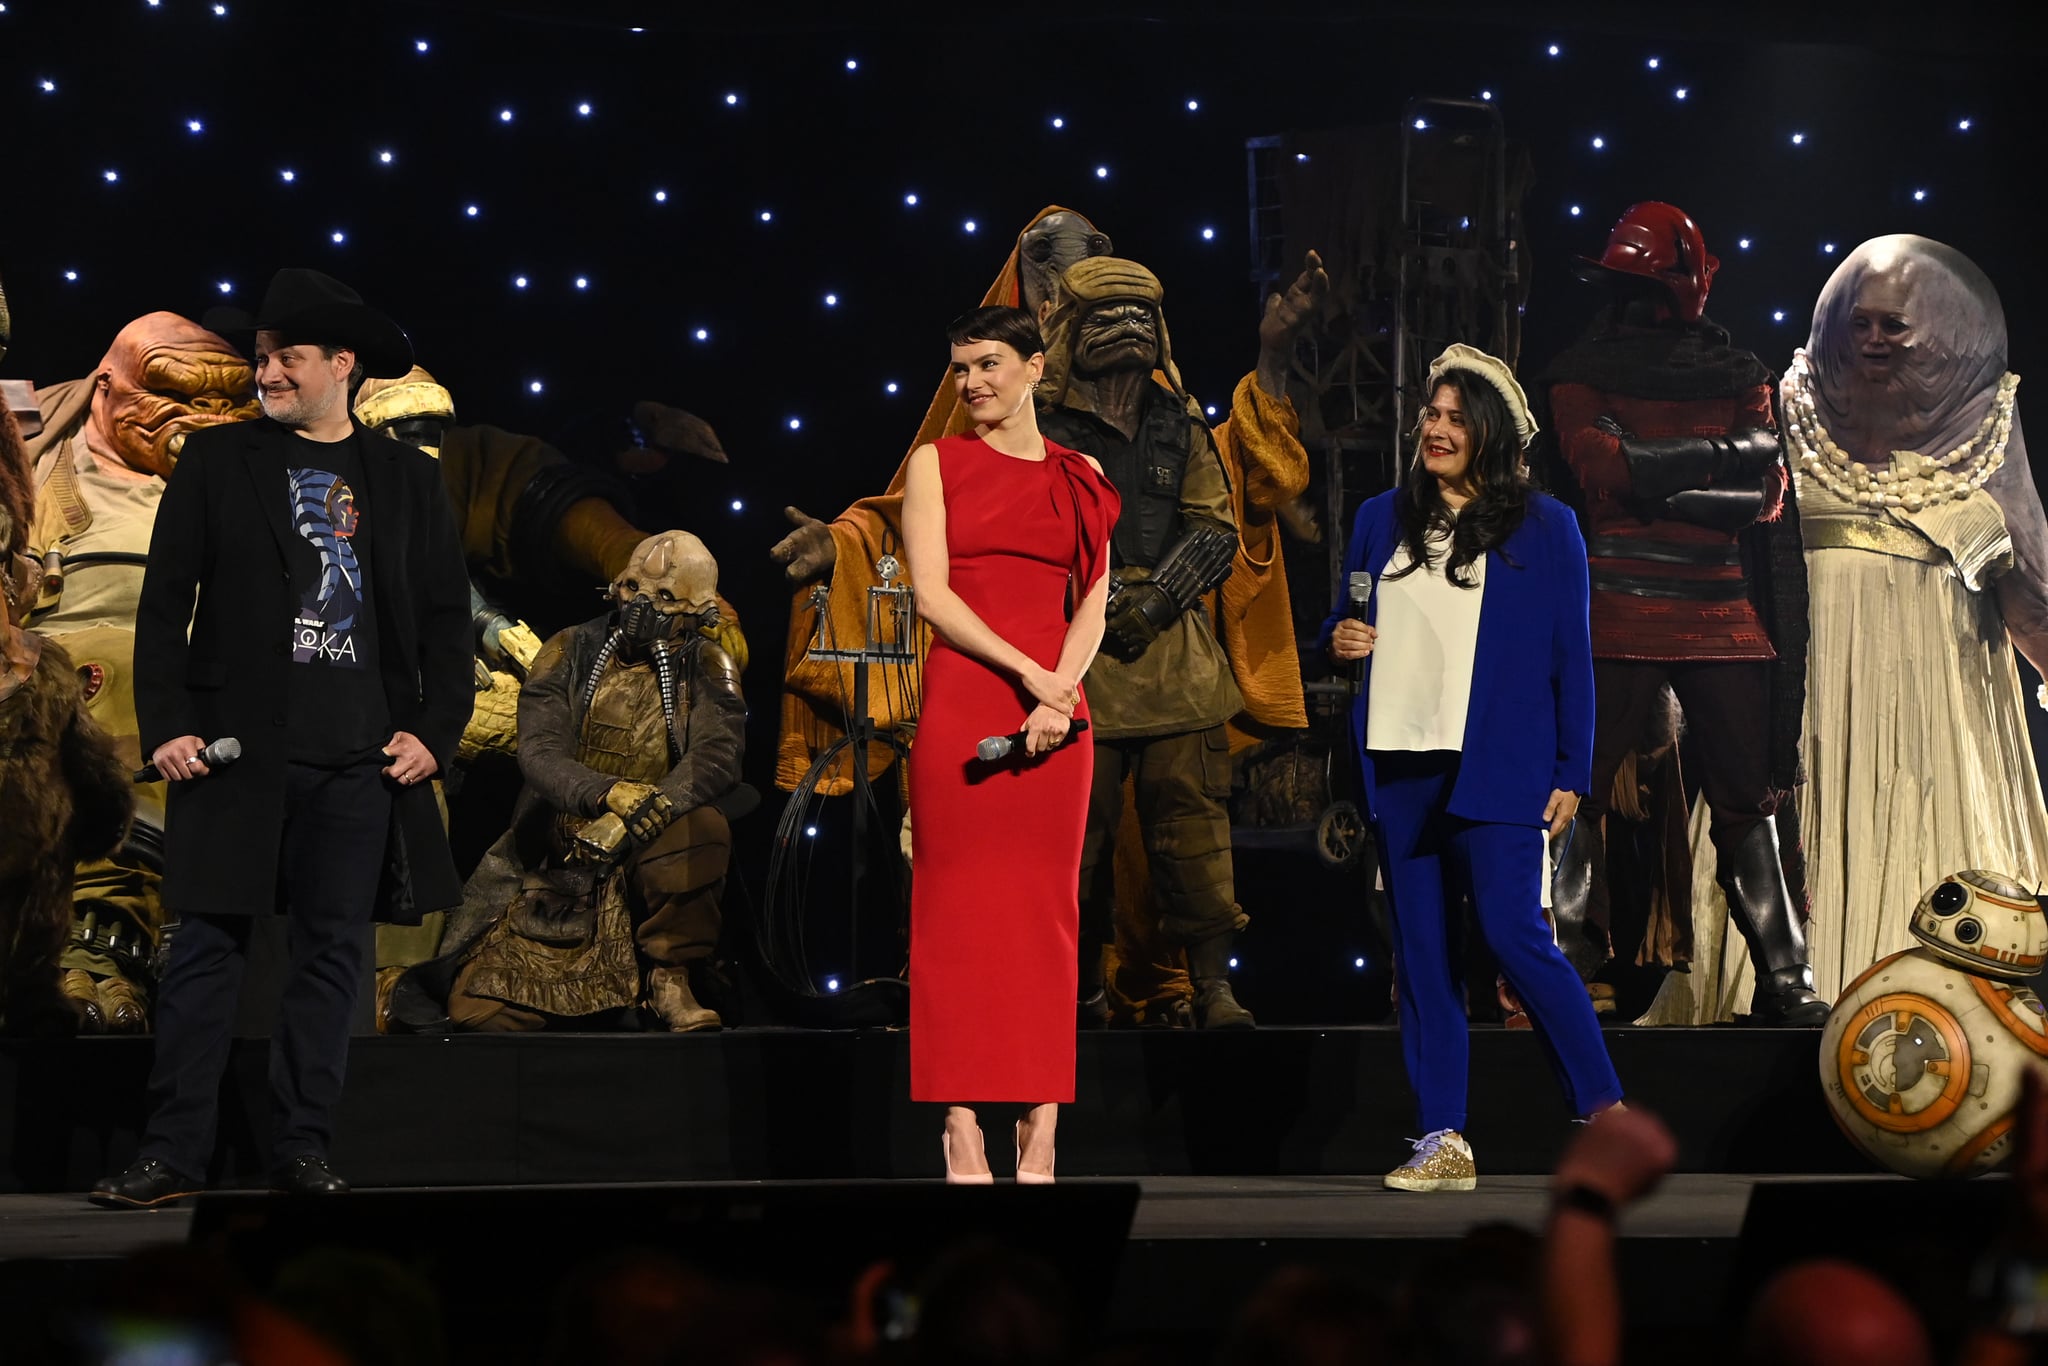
903, 305, 1119, 1183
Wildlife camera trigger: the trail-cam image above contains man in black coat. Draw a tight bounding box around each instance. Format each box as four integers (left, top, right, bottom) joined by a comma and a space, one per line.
91, 269, 470, 1206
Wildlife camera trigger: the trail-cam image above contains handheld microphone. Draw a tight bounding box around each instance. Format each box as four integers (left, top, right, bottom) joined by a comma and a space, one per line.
1346, 571, 1372, 694
133, 736, 242, 783
976, 717, 1090, 762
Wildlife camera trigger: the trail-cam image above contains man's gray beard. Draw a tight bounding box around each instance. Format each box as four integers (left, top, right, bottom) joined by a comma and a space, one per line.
260, 383, 341, 430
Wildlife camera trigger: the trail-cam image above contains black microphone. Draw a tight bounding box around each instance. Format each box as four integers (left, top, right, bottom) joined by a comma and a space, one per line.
976, 717, 1090, 762
1346, 571, 1372, 694
133, 736, 242, 783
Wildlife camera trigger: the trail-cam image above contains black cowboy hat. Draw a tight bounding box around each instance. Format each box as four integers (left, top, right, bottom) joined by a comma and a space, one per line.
202, 268, 413, 378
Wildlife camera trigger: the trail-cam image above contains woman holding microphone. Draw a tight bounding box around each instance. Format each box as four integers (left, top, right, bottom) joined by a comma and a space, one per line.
1323, 344, 1623, 1192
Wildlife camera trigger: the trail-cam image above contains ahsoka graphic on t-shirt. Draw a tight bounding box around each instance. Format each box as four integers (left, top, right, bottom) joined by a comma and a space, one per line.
288, 467, 368, 666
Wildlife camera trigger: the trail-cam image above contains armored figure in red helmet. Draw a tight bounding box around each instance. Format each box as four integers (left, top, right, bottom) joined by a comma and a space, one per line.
1542, 202, 1826, 1025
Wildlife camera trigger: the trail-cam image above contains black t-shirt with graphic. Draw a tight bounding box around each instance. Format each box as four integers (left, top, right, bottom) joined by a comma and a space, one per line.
282, 434, 391, 764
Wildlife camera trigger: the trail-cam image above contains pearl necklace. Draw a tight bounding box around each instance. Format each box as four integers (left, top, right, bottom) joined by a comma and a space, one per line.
1781, 349, 2019, 512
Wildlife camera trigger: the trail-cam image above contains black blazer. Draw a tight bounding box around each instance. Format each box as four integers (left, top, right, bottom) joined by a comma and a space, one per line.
134, 417, 471, 921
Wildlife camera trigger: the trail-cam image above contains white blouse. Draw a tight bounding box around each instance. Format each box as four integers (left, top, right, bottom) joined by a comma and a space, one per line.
1366, 523, 1486, 753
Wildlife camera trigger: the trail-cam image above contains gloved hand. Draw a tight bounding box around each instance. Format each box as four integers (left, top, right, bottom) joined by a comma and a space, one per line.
1103, 582, 1175, 662
604, 781, 676, 844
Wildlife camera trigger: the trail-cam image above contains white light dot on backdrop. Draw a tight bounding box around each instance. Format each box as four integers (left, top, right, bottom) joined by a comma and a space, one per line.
513, 275, 529, 289
885, 382, 899, 394
39, 78, 55, 93
63, 269, 78, 281
464, 204, 479, 217
1791, 131, 1806, 145
377, 149, 394, 164
280, 168, 296, 182
1547, 42, 1561, 56
1738, 237, 1752, 249
146, 0, 159, 7
1186, 99, 1199, 112
759, 210, 773, 222
653, 189, 667, 203
845, 58, 858, 70
1913, 188, 1928, 202
1773, 310, 1787, 322
1674, 87, 1689, 100
1647, 56, 1661, 69
1094, 165, 1109, 178
1568, 204, 1582, 216
1229, 957, 1240, 969
102, 168, 119, 182
1591, 135, 1605, 149
1480, 89, 1493, 101
730, 499, 744, 512
1413, 118, 1428, 131
1461, 216, 1471, 229
576, 102, 592, 117
498, 108, 513, 123
787, 417, 802, 431
1294, 152, 1309, 163
824, 293, 839, 307
215, 280, 232, 294
186, 118, 203, 133
824, 976, 839, 991
330, 229, 346, 243
1958, 118, 1973, 131
963, 219, 978, 233
1355, 957, 1366, 969
806, 826, 818, 838
1201, 226, 1216, 241
528, 380, 544, 393
693, 327, 709, 341
1050, 116, 1065, 129
903, 192, 919, 206
574, 276, 590, 290
724, 92, 739, 106
211, 2, 225, 13
1205, 404, 1218, 417
1822, 242, 1837, 254
414, 39, 429, 53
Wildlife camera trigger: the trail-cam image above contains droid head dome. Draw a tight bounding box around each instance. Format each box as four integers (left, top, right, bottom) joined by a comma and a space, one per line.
1909, 870, 2047, 980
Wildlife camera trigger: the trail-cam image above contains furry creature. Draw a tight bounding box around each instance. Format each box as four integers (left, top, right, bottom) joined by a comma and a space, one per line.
0, 404, 132, 1032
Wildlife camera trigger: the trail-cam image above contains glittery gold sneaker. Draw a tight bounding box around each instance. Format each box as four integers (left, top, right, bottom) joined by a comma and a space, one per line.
1383, 1128, 1477, 1192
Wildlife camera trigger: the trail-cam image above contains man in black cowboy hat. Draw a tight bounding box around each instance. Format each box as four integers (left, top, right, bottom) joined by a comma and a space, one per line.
91, 269, 471, 1205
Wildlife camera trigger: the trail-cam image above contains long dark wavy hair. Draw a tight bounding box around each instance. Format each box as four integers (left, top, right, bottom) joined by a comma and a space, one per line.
1384, 368, 1534, 588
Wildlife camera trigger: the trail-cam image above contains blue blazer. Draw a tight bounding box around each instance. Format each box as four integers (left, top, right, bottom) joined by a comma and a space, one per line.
1317, 490, 1595, 828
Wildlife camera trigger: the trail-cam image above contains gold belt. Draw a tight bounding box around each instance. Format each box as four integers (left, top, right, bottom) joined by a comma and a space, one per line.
1803, 516, 1945, 566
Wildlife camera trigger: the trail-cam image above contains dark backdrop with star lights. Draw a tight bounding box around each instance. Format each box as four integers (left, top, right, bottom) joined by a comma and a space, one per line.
5, 0, 2044, 1017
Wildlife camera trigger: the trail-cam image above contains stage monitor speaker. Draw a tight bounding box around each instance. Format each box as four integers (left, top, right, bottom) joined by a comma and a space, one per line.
1731, 1176, 2012, 1346
190, 1180, 1139, 1358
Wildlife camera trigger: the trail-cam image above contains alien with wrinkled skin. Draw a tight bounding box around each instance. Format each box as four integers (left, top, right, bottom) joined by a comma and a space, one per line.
20, 313, 258, 1031
396, 531, 748, 1033
1778, 235, 2048, 1004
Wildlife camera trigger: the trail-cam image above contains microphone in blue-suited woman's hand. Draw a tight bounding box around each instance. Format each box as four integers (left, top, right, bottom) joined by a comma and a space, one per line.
975, 718, 1090, 762
132, 736, 241, 783
1347, 571, 1373, 695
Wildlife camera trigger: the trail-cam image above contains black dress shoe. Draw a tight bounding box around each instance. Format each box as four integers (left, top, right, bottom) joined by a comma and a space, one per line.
89, 1158, 205, 1209
270, 1154, 350, 1195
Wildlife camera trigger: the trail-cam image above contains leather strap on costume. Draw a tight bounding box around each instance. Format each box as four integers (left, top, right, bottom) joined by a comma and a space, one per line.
1801, 515, 1945, 566
1621, 428, 1782, 502
1586, 535, 1743, 567
1664, 487, 1768, 534
1588, 568, 1750, 600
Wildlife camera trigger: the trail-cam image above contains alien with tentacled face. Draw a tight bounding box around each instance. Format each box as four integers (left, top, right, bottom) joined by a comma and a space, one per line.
17, 313, 257, 1032
397, 531, 748, 1034
1781, 234, 2048, 1003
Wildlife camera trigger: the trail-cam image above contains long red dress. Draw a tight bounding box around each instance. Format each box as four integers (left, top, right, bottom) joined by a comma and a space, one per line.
908, 432, 1119, 1103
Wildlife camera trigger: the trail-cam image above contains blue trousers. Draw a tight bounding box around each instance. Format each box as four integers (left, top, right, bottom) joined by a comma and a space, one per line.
1370, 750, 1622, 1134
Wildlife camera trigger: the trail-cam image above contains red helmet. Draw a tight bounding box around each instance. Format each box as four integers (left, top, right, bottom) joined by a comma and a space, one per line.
1575, 202, 1720, 323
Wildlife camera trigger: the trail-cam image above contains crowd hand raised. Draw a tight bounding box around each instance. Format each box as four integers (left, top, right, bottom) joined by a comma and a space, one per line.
1023, 666, 1080, 717
770, 506, 838, 585
1552, 1104, 1677, 1211
604, 780, 676, 843
1328, 620, 1376, 662
1543, 789, 1581, 838
1023, 704, 1073, 757
382, 731, 439, 787
153, 735, 211, 782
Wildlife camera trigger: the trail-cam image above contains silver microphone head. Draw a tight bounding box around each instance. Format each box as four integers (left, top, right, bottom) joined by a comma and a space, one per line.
876, 554, 902, 583
976, 735, 1011, 762
1348, 571, 1372, 604
209, 736, 244, 765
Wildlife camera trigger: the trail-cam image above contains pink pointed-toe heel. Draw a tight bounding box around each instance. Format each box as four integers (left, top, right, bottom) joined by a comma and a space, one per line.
1014, 1119, 1056, 1185
943, 1128, 994, 1185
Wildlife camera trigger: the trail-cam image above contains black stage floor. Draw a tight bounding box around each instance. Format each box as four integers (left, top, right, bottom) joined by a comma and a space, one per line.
1, 1023, 1864, 1193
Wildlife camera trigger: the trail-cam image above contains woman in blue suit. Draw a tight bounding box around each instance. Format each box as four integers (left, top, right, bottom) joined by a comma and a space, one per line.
1323, 344, 1623, 1192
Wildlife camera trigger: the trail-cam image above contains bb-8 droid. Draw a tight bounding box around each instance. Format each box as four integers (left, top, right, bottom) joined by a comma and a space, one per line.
1819, 870, 2048, 1178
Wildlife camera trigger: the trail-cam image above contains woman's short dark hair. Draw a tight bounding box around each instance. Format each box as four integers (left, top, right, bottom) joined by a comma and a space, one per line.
945, 305, 1044, 360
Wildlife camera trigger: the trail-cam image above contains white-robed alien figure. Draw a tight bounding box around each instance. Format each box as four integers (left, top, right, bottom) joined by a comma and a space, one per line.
1784, 235, 2048, 999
